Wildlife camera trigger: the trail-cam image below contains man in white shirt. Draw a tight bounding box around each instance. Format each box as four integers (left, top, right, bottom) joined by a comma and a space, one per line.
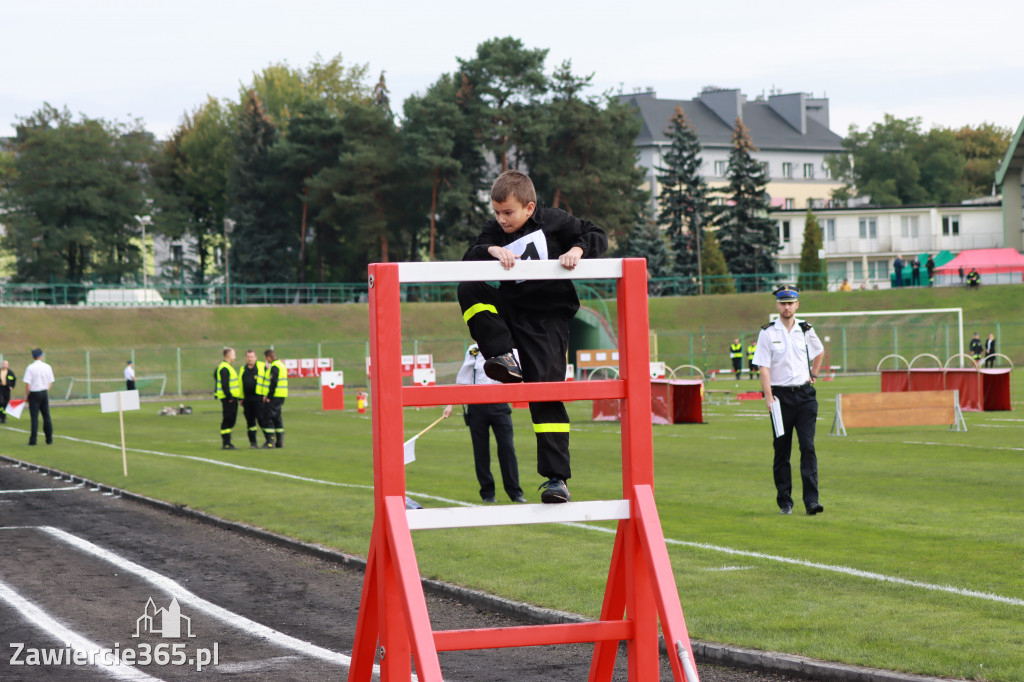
752, 287, 825, 516
23, 348, 55, 445
124, 360, 136, 391
443, 344, 525, 503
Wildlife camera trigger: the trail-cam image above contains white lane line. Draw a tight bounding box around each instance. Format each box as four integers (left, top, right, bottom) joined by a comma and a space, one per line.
0, 578, 160, 681
0, 486, 84, 495
40, 526, 356, 668
903, 440, 1024, 452
564, 522, 1024, 608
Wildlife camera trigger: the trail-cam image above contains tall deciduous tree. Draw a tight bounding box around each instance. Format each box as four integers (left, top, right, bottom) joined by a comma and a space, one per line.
456, 36, 549, 172
715, 118, 777, 289
1, 104, 152, 284
656, 105, 711, 293
798, 208, 824, 291
955, 123, 1012, 198
524, 62, 646, 246
701, 230, 734, 294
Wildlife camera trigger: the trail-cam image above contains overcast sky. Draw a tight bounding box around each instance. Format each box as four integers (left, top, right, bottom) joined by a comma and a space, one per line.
3, 0, 1023, 141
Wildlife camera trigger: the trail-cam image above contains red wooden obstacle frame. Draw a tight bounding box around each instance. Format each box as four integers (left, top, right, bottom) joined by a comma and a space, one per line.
348, 258, 700, 682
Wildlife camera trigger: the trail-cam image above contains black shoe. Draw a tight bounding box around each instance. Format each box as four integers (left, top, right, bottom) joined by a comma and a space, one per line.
779, 505, 793, 515
482, 496, 496, 504
511, 495, 527, 503
806, 502, 824, 515
249, 443, 258, 449
539, 479, 570, 504
483, 352, 523, 384
222, 443, 236, 450
261, 442, 274, 449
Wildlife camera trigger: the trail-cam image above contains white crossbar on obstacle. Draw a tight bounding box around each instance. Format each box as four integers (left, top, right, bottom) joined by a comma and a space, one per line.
406, 499, 630, 531
396, 258, 624, 283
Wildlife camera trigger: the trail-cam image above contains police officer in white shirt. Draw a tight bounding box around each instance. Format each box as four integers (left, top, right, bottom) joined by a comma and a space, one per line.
752, 287, 825, 516
442, 344, 526, 504
23, 348, 55, 445
124, 360, 136, 391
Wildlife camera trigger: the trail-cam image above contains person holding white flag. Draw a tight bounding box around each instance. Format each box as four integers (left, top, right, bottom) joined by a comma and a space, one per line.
23, 348, 55, 445
0, 359, 16, 423
753, 287, 824, 516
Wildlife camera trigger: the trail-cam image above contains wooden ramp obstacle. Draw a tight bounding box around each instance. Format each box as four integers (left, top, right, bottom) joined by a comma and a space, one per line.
830, 389, 967, 436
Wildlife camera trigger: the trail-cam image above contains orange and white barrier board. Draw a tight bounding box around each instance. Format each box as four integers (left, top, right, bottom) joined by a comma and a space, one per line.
321, 371, 345, 410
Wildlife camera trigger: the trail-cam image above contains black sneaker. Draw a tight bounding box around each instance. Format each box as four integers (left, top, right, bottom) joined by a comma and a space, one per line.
222, 443, 236, 450
539, 479, 570, 504
806, 502, 824, 515
482, 496, 496, 504
483, 353, 523, 384
779, 505, 793, 515
511, 495, 527, 503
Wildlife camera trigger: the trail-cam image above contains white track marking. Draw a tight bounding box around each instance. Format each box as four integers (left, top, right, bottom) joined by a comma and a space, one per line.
0, 485, 84, 495
0, 578, 160, 681
903, 440, 1024, 452
38, 527, 356, 667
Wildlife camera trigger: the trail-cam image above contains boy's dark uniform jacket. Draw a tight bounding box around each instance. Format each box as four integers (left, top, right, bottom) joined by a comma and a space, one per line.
462, 206, 607, 315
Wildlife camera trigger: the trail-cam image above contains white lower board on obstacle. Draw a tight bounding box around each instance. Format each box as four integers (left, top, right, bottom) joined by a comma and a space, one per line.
406, 499, 630, 531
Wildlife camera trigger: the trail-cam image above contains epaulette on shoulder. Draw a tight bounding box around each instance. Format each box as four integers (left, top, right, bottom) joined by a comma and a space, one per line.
760, 322, 772, 331
799, 321, 813, 332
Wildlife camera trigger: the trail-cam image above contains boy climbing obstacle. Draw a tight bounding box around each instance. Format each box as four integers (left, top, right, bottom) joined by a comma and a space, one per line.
457, 170, 608, 504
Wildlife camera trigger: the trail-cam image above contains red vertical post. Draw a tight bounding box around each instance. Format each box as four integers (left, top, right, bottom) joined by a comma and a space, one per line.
368, 263, 412, 680
617, 259, 659, 679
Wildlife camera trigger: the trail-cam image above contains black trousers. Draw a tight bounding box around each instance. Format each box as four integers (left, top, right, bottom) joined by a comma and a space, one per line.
220, 398, 238, 443
732, 357, 742, 376
771, 383, 819, 509
0, 386, 10, 423
262, 398, 285, 446
126, 380, 136, 391
28, 390, 53, 445
242, 396, 264, 443
458, 281, 571, 481
467, 403, 522, 500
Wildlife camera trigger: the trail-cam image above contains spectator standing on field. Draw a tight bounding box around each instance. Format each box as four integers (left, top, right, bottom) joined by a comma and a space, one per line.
926, 255, 935, 285
214, 347, 242, 450
911, 258, 921, 286
23, 348, 55, 446
969, 333, 984, 364
456, 169, 607, 504
984, 333, 997, 368
443, 344, 526, 504
730, 338, 743, 379
893, 255, 904, 287
261, 349, 288, 448
240, 350, 269, 448
124, 360, 136, 391
753, 287, 825, 516
0, 359, 17, 424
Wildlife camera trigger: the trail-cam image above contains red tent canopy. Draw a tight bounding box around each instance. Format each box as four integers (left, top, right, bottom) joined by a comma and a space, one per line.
934, 248, 1024, 275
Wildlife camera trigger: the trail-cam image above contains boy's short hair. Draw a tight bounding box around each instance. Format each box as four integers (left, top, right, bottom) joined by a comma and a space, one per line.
491, 170, 536, 207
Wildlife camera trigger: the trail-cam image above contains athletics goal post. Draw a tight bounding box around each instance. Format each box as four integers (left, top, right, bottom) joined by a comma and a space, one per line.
64, 375, 168, 400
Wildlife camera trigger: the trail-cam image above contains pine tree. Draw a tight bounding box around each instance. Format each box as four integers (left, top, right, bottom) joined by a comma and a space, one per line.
798, 207, 824, 291
714, 118, 778, 291
656, 106, 710, 294
622, 211, 673, 295
701, 230, 735, 294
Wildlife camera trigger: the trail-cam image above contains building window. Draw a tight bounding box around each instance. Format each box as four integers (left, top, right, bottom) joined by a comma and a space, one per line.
823, 219, 836, 242
869, 260, 889, 280
858, 218, 877, 239
942, 215, 960, 236
784, 198, 795, 209
714, 160, 727, 176
171, 244, 184, 262
852, 261, 863, 279
900, 216, 919, 238
803, 163, 815, 179
780, 221, 791, 243
781, 162, 793, 178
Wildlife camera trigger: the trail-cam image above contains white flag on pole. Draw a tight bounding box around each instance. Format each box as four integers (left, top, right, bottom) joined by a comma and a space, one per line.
5, 399, 26, 419
403, 436, 417, 464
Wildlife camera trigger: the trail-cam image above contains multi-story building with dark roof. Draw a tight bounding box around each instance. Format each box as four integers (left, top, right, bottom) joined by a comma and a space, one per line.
622, 88, 847, 215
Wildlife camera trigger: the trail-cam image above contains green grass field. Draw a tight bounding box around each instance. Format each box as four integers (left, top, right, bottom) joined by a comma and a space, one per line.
5, 370, 1022, 681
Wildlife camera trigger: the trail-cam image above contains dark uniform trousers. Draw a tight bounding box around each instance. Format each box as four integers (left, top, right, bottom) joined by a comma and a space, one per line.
242, 397, 263, 445
467, 403, 523, 500
458, 281, 571, 482
771, 383, 819, 508
220, 398, 238, 443
263, 398, 285, 446
28, 390, 54, 445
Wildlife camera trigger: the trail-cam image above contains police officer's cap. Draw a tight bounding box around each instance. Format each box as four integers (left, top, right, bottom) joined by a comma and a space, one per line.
773, 285, 799, 302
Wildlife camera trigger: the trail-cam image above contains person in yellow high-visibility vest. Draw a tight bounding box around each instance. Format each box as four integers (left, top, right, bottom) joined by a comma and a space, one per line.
214, 347, 242, 450
241, 350, 271, 448
729, 338, 743, 379
747, 342, 759, 379
261, 349, 288, 448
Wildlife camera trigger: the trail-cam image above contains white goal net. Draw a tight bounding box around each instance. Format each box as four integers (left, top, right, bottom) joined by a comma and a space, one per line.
63, 375, 168, 400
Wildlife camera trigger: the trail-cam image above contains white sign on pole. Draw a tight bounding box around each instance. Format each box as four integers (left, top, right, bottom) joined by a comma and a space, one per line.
101, 390, 140, 413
